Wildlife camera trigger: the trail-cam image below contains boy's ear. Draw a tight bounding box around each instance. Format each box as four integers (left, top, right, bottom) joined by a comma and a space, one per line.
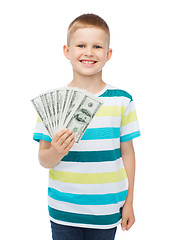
106, 48, 112, 62
63, 45, 70, 60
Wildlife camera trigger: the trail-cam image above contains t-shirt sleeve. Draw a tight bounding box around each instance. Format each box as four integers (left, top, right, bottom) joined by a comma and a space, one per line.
120, 99, 140, 142
33, 117, 52, 142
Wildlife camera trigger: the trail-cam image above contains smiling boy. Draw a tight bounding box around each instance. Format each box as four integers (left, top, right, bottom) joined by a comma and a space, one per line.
33, 13, 140, 240
64, 19, 112, 94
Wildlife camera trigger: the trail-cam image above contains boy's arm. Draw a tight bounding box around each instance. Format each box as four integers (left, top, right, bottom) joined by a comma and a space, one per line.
120, 140, 135, 231
38, 140, 63, 168
38, 128, 75, 168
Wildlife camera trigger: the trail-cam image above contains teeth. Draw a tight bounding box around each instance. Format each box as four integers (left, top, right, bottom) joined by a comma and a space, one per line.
81, 60, 96, 64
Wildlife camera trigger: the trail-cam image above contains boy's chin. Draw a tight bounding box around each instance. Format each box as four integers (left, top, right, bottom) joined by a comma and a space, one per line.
73, 69, 102, 77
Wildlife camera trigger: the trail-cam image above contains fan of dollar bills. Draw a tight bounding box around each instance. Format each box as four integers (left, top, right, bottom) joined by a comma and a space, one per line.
31, 87, 104, 143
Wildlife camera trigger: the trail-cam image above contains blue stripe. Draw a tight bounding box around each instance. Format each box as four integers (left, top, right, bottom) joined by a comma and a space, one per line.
100, 89, 133, 101
33, 132, 52, 142
81, 127, 120, 140
33, 127, 120, 142
62, 148, 121, 162
48, 205, 122, 225
120, 131, 141, 142
48, 187, 128, 205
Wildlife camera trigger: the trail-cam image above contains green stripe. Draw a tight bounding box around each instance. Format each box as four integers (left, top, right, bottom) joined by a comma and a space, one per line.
62, 148, 121, 162
37, 117, 41, 123
95, 106, 126, 117
100, 89, 133, 101
121, 111, 137, 126
48, 206, 122, 225
49, 168, 127, 184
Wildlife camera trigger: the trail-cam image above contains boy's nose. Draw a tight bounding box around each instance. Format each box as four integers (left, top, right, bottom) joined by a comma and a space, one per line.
84, 47, 94, 57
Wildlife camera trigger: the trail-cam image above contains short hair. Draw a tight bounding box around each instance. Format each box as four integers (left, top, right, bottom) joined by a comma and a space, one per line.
67, 13, 110, 47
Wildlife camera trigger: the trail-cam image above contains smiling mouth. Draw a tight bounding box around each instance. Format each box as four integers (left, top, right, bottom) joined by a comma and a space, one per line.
79, 60, 97, 64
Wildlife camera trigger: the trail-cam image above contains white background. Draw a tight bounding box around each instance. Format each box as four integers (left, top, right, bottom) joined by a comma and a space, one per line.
0, 0, 170, 239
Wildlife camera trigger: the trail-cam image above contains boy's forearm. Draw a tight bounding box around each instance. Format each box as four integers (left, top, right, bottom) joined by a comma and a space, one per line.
121, 141, 136, 205
124, 153, 135, 204
38, 147, 65, 169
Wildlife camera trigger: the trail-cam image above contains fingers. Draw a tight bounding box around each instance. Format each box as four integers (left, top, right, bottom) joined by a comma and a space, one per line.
121, 217, 127, 231
51, 128, 75, 156
121, 204, 135, 231
126, 217, 135, 230
122, 216, 135, 231
58, 129, 74, 146
51, 128, 68, 144
62, 136, 75, 155
61, 131, 75, 148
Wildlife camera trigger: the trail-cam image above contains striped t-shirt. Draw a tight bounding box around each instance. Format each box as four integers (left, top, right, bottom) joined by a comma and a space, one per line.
33, 84, 140, 229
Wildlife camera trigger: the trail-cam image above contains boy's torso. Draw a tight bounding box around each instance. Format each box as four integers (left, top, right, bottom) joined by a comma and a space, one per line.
47, 84, 130, 229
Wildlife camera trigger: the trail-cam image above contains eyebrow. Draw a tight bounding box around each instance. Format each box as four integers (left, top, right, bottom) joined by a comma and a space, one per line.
75, 41, 104, 45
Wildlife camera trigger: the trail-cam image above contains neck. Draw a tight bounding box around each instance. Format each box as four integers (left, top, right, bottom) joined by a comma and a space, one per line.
68, 71, 106, 94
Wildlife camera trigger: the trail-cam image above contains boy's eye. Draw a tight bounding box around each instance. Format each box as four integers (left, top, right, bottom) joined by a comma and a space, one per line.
94, 46, 102, 49
77, 45, 85, 48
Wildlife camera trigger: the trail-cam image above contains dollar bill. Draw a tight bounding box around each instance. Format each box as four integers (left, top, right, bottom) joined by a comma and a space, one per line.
39, 93, 54, 137
32, 87, 104, 143
31, 96, 53, 139
60, 88, 71, 126
62, 87, 84, 127
55, 88, 66, 131
64, 93, 104, 143
49, 90, 56, 131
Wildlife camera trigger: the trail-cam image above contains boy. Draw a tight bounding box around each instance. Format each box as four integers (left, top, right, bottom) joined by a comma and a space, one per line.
33, 13, 140, 240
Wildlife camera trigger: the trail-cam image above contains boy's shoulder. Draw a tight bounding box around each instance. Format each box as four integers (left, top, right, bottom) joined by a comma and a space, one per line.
102, 84, 133, 101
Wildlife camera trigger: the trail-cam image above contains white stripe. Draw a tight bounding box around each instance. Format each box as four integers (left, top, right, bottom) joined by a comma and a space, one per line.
48, 178, 128, 194
34, 122, 50, 135
87, 115, 121, 128
107, 85, 117, 89
71, 138, 120, 151
122, 101, 136, 116
48, 196, 125, 215
100, 96, 130, 107
53, 158, 124, 173
49, 216, 122, 229
120, 121, 140, 136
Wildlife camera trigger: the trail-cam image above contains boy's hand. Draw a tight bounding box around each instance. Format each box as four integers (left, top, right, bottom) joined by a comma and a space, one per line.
51, 128, 75, 156
121, 203, 135, 231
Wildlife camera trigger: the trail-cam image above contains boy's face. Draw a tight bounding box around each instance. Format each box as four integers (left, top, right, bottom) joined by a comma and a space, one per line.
63, 27, 112, 77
